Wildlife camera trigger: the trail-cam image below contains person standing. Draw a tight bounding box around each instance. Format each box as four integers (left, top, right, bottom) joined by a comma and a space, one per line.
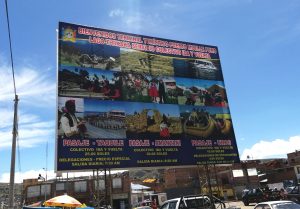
149, 80, 158, 102
151, 198, 158, 209
158, 79, 166, 104
59, 100, 86, 138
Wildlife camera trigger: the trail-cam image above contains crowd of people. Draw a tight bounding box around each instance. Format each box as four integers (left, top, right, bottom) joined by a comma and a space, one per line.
119, 72, 169, 104
184, 88, 227, 107
61, 67, 229, 107
80, 73, 122, 100
88, 117, 125, 130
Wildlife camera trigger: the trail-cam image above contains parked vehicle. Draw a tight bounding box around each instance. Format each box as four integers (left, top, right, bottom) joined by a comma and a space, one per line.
287, 185, 300, 203
133, 206, 152, 209
242, 188, 281, 206
286, 186, 296, 194
159, 194, 225, 209
254, 200, 300, 209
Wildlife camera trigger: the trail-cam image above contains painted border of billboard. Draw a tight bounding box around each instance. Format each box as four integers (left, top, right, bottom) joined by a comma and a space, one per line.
55, 22, 239, 171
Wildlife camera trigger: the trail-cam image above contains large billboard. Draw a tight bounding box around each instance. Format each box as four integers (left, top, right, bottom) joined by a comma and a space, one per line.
56, 22, 239, 171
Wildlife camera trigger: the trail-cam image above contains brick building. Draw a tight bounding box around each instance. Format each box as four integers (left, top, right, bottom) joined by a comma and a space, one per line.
23, 171, 131, 209
141, 157, 298, 200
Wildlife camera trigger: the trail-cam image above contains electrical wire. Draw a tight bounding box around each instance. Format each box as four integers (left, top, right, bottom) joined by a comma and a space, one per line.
5, 0, 17, 96
5, 0, 22, 173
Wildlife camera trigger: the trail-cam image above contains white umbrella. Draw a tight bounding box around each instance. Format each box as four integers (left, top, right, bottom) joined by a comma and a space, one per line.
131, 183, 151, 190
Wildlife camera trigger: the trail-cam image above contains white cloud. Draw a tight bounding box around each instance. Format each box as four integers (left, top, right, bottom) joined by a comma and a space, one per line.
0, 118, 54, 149
0, 60, 56, 149
0, 169, 128, 183
109, 9, 161, 31
162, 2, 177, 8
0, 64, 55, 105
109, 9, 124, 17
241, 135, 300, 160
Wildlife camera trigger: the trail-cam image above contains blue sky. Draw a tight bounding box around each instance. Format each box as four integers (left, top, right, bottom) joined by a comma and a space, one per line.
85, 100, 125, 112
1, 0, 300, 182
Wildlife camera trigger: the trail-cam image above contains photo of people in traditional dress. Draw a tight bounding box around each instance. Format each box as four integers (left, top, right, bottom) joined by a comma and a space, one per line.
59, 66, 123, 100
120, 48, 174, 76
156, 77, 178, 104
121, 73, 178, 104
83, 99, 126, 139
173, 58, 223, 81
59, 34, 121, 70
175, 77, 228, 107
121, 72, 152, 102
124, 102, 182, 138
180, 106, 233, 138
57, 97, 86, 139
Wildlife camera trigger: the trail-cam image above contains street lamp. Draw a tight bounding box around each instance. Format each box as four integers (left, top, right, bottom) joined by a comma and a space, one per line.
43, 168, 48, 181
38, 174, 47, 201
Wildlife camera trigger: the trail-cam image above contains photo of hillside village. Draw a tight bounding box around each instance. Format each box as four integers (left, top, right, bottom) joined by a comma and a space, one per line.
60, 40, 121, 71
120, 49, 174, 76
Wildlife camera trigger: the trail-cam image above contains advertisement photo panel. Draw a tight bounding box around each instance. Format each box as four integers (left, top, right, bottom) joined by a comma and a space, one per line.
56, 22, 239, 171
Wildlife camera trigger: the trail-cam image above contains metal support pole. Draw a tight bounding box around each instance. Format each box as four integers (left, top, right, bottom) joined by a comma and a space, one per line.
197, 165, 202, 194
44, 180, 47, 202
109, 169, 112, 207
105, 168, 108, 206
213, 165, 220, 197
97, 169, 99, 206
205, 164, 215, 209
66, 172, 69, 194
8, 95, 19, 209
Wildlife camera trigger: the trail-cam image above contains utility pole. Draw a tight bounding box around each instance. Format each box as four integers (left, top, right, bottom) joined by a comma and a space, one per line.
8, 95, 19, 209
38, 174, 47, 201
5, 0, 18, 207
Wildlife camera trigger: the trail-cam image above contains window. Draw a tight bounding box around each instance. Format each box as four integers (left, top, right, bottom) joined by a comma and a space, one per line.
221, 178, 229, 184
41, 184, 51, 195
254, 205, 264, 209
291, 186, 299, 194
74, 181, 87, 192
112, 178, 122, 189
160, 203, 169, 209
27, 185, 40, 198
56, 183, 65, 191
94, 179, 105, 190
168, 201, 177, 209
